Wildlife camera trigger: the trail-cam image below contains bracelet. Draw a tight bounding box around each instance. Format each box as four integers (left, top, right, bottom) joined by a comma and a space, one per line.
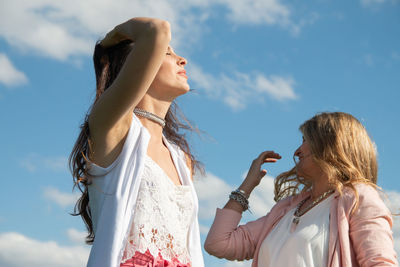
229, 189, 249, 211
232, 189, 249, 200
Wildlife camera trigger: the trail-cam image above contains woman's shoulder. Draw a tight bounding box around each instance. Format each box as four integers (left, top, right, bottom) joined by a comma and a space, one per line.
87, 114, 147, 175
340, 183, 390, 216
341, 183, 379, 200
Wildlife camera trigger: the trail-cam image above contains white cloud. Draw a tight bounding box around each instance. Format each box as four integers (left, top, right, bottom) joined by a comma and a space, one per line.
246, 175, 276, 218
0, 53, 28, 87
0, 0, 301, 61
43, 187, 80, 207
218, 0, 291, 26
0, 232, 89, 267
20, 153, 68, 173
194, 172, 233, 220
67, 228, 87, 244
0, 0, 93, 60
189, 64, 297, 110
255, 74, 297, 101
199, 224, 211, 235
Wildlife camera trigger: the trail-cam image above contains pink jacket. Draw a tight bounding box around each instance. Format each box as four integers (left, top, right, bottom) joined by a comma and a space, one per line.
204, 184, 398, 266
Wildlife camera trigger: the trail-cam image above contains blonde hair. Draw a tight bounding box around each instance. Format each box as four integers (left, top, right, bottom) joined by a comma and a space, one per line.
274, 112, 378, 205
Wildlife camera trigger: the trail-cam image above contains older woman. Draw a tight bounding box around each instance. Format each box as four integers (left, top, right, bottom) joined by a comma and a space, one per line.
204, 112, 398, 266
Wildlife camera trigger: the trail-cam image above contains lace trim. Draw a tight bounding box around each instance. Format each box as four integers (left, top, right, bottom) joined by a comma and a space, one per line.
121, 156, 194, 264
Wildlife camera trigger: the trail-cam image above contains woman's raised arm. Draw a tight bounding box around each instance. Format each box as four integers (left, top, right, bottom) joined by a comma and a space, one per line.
88, 18, 171, 167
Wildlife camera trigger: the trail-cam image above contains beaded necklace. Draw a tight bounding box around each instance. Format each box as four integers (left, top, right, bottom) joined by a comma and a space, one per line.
290, 189, 335, 233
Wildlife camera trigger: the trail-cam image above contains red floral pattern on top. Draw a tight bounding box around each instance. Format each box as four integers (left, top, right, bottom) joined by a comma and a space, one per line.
120, 249, 191, 267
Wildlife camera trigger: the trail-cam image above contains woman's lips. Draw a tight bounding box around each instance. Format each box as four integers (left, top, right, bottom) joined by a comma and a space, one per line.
178, 70, 187, 79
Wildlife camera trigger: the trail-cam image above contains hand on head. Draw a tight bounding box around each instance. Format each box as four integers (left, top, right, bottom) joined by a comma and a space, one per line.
100, 17, 171, 48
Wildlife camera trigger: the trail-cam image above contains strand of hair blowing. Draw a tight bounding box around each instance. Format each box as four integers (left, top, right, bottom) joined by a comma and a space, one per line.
69, 40, 202, 244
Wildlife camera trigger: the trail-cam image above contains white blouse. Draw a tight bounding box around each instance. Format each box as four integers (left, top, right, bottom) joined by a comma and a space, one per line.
121, 155, 194, 264
258, 195, 333, 267
87, 115, 204, 267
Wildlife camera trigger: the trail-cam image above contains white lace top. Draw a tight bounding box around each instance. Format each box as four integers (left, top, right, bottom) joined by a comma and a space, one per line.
121, 155, 194, 264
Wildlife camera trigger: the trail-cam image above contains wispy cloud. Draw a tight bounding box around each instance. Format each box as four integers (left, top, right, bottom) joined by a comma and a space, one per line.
43, 187, 80, 207
360, 0, 399, 7
0, 232, 89, 267
255, 74, 297, 101
361, 0, 386, 6
0, 0, 306, 62
66, 228, 87, 244
392, 51, 400, 61
199, 224, 211, 235
194, 172, 232, 220
364, 54, 375, 67
20, 153, 68, 173
218, 0, 291, 26
189, 64, 297, 110
0, 53, 28, 87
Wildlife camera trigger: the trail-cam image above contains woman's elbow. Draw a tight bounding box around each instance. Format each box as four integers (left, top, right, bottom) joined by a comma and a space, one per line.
204, 237, 246, 261
204, 236, 221, 257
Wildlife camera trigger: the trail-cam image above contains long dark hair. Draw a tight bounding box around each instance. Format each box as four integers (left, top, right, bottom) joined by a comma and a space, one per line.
69, 40, 202, 244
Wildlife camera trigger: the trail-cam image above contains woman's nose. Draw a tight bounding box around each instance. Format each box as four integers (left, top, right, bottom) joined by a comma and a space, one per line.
178, 56, 187, 66
294, 146, 301, 157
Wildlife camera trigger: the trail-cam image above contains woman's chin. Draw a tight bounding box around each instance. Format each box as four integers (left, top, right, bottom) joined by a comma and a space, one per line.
174, 85, 190, 96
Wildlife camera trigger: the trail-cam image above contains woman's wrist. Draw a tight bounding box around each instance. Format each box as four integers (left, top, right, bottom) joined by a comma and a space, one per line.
238, 182, 256, 198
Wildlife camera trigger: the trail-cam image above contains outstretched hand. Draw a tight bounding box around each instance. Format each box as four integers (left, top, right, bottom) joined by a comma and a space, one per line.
239, 151, 281, 197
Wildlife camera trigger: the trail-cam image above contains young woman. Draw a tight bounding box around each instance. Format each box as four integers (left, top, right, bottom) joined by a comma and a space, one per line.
204, 112, 398, 266
70, 17, 204, 267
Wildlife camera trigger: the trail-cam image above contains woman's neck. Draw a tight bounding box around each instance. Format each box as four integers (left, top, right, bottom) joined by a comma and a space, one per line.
310, 175, 334, 200
135, 96, 171, 139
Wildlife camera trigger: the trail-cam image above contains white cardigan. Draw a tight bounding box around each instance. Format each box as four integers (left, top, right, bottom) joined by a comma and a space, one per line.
86, 115, 204, 267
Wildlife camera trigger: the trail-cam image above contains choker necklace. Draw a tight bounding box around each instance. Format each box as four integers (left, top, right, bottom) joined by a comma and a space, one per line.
134, 108, 166, 127
290, 189, 335, 233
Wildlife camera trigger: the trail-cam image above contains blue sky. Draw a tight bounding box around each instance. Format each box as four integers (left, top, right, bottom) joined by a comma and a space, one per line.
0, 0, 399, 266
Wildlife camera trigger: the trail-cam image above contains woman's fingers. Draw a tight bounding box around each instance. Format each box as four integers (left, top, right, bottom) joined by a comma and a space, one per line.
240, 151, 280, 194
264, 158, 279, 163
255, 150, 281, 163
100, 26, 128, 47
248, 151, 280, 177
100, 18, 170, 48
